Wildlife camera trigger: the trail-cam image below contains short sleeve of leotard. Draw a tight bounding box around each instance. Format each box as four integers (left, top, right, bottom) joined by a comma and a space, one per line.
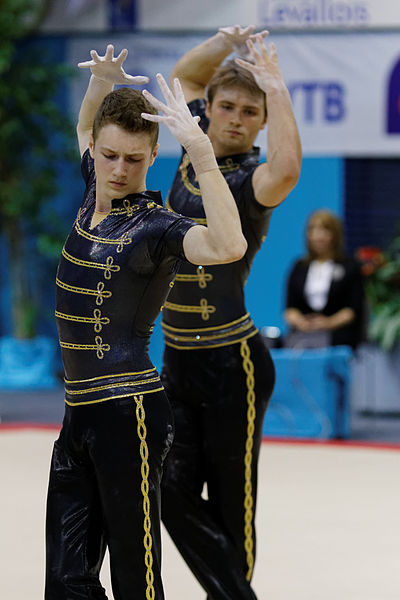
77, 149, 97, 211
238, 174, 274, 221
152, 212, 197, 263
81, 149, 95, 186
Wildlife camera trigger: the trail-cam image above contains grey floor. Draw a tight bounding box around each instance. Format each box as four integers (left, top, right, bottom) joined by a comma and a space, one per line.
1, 384, 399, 599
1, 430, 399, 600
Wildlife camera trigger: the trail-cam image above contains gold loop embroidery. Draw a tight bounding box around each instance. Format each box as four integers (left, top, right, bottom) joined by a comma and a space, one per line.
62, 248, 120, 280
134, 394, 155, 600
199, 298, 214, 320
104, 256, 119, 280
164, 299, 216, 321
175, 265, 213, 289
95, 281, 112, 306
240, 339, 256, 581
56, 278, 112, 304
197, 266, 212, 289
123, 198, 134, 216
110, 200, 159, 215
95, 335, 110, 359
75, 220, 132, 249
93, 308, 110, 333
146, 201, 159, 209
220, 157, 240, 172
75, 207, 87, 224
55, 310, 110, 334
59, 336, 110, 360
116, 232, 132, 253
111, 204, 140, 215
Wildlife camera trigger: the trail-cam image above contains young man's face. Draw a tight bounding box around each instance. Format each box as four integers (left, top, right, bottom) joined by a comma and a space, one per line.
89, 124, 158, 204
205, 86, 267, 157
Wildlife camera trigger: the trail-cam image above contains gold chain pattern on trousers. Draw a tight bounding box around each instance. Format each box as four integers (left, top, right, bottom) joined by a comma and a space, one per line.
134, 394, 155, 600
240, 339, 256, 581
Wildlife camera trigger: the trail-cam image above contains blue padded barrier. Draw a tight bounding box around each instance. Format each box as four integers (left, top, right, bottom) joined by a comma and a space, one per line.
264, 346, 353, 439
0, 336, 58, 390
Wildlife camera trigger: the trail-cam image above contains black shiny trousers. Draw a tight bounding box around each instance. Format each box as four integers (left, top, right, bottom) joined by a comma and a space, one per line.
45, 390, 173, 600
161, 334, 275, 600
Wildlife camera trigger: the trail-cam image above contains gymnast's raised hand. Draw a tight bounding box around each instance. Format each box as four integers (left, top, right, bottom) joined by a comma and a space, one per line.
141, 74, 202, 146
141, 73, 218, 175
78, 43, 148, 85
76, 44, 149, 155
235, 34, 285, 95
218, 24, 269, 59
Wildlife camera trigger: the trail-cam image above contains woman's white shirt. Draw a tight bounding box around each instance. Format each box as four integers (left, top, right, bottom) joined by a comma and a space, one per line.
304, 260, 334, 311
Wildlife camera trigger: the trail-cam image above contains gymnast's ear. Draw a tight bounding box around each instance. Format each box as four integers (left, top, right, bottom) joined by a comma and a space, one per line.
88, 133, 95, 158
149, 143, 159, 167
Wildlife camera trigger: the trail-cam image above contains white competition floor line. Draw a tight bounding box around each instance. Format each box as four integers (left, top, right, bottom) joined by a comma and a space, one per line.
1, 428, 399, 599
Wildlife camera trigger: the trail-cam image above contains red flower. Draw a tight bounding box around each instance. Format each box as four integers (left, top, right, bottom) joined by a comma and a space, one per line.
355, 246, 386, 276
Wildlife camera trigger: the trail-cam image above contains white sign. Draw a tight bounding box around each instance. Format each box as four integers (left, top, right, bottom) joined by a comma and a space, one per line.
138, 0, 400, 30
68, 32, 400, 156
275, 32, 400, 155
258, 0, 400, 29
37, 0, 400, 32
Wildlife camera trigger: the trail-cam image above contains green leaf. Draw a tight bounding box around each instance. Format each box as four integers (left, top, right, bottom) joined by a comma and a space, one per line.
381, 313, 400, 352
369, 305, 393, 340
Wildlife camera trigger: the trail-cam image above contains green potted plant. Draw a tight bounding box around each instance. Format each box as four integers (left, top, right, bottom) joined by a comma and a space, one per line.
0, 0, 75, 387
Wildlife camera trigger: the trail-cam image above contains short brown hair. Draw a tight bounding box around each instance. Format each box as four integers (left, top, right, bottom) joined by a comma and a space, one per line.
92, 87, 159, 149
306, 209, 344, 262
206, 59, 267, 118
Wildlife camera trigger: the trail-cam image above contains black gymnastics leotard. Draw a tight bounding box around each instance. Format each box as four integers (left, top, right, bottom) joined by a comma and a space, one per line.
161, 99, 276, 600
45, 150, 195, 600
